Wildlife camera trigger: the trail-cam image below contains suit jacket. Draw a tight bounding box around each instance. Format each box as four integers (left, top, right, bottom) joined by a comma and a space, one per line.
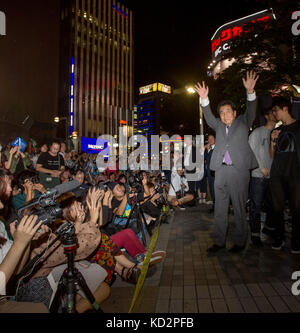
184, 145, 197, 174
202, 99, 258, 172
204, 147, 215, 177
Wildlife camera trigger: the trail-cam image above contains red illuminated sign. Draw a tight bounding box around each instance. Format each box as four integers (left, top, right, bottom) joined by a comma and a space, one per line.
211, 9, 275, 61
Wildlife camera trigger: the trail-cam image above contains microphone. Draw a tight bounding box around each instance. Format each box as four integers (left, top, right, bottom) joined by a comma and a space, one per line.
41, 180, 80, 198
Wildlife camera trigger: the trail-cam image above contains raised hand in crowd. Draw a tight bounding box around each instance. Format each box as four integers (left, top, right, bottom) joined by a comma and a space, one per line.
173, 151, 181, 164
9, 215, 43, 246
17, 145, 26, 159
9, 146, 18, 156
194, 81, 209, 100
103, 189, 113, 209
32, 182, 46, 194
23, 179, 34, 194
0, 215, 43, 284
72, 201, 86, 232
242, 70, 259, 94
86, 187, 104, 226
5, 146, 19, 170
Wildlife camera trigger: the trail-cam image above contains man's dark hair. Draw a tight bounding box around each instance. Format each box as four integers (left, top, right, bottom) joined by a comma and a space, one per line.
263, 106, 273, 117
0, 169, 12, 202
16, 170, 39, 188
49, 139, 61, 147
217, 100, 237, 114
118, 174, 127, 182
272, 97, 292, 114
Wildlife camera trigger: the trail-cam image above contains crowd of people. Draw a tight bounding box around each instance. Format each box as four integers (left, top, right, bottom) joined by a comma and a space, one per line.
0, 71, 299, 313
0, 142, 173, 313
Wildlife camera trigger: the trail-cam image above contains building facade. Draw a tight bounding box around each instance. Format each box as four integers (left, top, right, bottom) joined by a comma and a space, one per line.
59, 0, 134, 148
135, 83, 172, 154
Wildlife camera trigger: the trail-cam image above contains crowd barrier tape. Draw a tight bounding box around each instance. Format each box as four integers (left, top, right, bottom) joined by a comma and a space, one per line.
128, 206, 169, 313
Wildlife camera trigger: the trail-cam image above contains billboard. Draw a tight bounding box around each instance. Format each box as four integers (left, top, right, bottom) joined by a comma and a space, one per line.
81, 137, 109, 156
211, 9, 275, 62
139, 83, 171, 95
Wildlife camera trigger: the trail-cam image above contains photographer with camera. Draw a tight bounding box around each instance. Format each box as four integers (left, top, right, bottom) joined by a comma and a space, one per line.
140, 182, 162, 223
0, 168, 48, 313
96, 186, 166, 279
3, 143, 32, 176
11, 170, 46, 213
15, 187, 109, 313
168, 153, 194, 210
72, 169, 90, 199
107, 172, 151, 240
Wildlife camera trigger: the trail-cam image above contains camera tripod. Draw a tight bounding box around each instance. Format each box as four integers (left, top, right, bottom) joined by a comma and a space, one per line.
123, 189, 165, 246
50, 227, 102, 313
18, 221, 102, 313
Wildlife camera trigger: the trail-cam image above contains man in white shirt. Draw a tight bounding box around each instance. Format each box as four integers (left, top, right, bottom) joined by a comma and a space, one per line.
168, 153, 194, 210
248, 107, 277, 247
184, 136, 198, 197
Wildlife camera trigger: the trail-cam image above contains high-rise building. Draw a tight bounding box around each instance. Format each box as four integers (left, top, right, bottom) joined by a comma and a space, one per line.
135, 83, 172, 154
59, 0, 134, 149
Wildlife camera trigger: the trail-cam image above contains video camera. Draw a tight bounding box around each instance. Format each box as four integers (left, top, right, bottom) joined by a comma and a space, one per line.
16, 180, 80, 227
128, 172, 144, 193
26, 174, 40, 185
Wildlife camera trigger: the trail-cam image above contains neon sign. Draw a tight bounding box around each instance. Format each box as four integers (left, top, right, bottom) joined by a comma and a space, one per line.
211, 9, 275, 61
112, 5, 128, 18
70, 57, 74, 135
139, 83, 171, 95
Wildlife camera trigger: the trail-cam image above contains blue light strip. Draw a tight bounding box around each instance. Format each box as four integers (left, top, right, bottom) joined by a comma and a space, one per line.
70, 57, 74, 135
112, 4, 128, 18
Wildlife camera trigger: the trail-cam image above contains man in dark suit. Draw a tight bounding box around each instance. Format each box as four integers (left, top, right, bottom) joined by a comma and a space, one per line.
183, 136, 198, 196
194, 71, 259, 253
205, 133, 216, 212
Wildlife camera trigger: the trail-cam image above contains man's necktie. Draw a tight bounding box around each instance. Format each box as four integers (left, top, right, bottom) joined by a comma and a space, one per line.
224, 126, 232, 165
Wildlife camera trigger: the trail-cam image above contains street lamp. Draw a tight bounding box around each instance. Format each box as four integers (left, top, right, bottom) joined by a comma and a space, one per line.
54, 116, 68, 142
186, 86, 196, 94
185, 86, 203, 135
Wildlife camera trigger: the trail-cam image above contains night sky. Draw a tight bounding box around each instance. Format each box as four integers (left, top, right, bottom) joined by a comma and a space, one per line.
126, 0, 268, 93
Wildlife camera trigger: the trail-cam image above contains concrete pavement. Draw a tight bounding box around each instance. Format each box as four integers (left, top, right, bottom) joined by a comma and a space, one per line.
101, 204, 300, 313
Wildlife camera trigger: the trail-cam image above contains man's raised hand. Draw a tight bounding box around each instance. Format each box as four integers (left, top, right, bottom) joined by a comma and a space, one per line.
242, 70, 259, 94
194, 81, 209, 100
